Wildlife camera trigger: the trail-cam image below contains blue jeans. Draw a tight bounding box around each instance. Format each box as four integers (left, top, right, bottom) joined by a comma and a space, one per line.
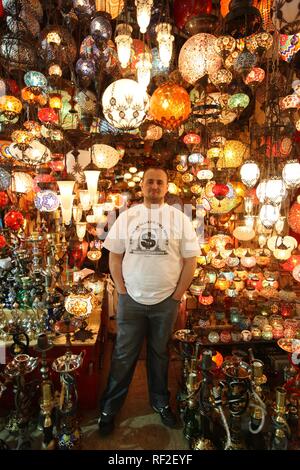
100, 293, 179, 416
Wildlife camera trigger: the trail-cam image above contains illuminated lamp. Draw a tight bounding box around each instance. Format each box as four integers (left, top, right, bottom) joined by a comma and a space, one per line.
65, 285, 95, 319
199, 290, 214, 305
210, 68, 233, 88
212, 350, 223, 369
34, 190, 59, 212
49, 93, 62, 110
92, 144, 119, 169
84, 163, 100, 203
11, 130, 33, 149
233, 275, 244, 291
211, 253, 226, 269
38, 107, 59, 124
79, 190, 91, 211
288, 200, 300, 234
292, 264, 300, 282
197, 169, 213, 180
233, 225, 255, 241
241, 251, 257, 268
281, 255, 300, 272
228, 93, 250, 114
11, 172, 34, 193
259, 203, 280, 228
4, 210, 24, 230
87, 249, 102, 261
48, 64, 62, 77
226, 253, 240, 268
135, 0, 153, 34
265, 177, 287, 205
282, 160, 300, 188
23, 120, 41, 138
183, 133, 201, 145
273, 243, 292, 261
115, 24, 132, 69
24, 71, 47, 93
244, 67, 265, 86
76, 222, 87, 242
102, 79, 149, 130
136, 52, 152, 89
240, 160, 260, 188
155, 23, 174, 67
207, 147, 224, 162
9, 140, 51, 166
57, 178, 75, 225
95, 0, 124, 18
178, 33, 222, 85
212, 183, 229, 200
215, 274, 230, 291
188, 153, 204, 164
222, 140, 248, 168
0, 95, 22, 120
149, 82, 191, 130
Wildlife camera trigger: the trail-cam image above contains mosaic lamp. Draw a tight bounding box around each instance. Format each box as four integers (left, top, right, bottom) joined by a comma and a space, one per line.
149, 82, 191, 130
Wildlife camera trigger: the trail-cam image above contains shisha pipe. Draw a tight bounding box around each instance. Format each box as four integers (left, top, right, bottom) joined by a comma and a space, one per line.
192, 349, 217, 450
52, 350, 84, 450
247, 349, 267, 435
4, 354, 38, 450
34, 333, 55, 450
270, 387, 291, 450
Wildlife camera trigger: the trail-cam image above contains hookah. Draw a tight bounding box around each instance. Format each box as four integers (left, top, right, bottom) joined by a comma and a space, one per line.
191, 349, 217, 450
52, 349, 84, 450
247, 350, 267, 437
270, 387, 291, 450
34, 333, 56, 450
4, 353, 38, 449
221, 356, 252, 450
183, 344, 201, 443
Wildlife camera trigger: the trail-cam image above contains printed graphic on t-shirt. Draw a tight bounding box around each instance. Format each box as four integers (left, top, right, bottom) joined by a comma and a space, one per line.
129, 221, 169, 255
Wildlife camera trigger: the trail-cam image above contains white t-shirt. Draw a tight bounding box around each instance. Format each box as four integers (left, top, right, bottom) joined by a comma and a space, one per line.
103, 203, 201, 305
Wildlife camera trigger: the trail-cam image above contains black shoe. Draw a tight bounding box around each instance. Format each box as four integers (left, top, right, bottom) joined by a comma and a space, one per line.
98, 412, 115, 436
152, 405, 178, 428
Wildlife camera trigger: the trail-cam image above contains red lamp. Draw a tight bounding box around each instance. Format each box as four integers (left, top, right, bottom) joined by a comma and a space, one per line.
0, 191, 9, 208
4, 210, 24, 231
174, 0, 213, 33
0, 234, 6, 249
212, 183, 229, 200
38, 107, 59, 124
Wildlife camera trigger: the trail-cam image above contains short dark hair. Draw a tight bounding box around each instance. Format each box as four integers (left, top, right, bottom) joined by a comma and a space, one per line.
143, 167, 168, 181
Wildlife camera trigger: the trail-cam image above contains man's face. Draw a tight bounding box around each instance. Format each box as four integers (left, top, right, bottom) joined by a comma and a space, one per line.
141, 169, 168, 204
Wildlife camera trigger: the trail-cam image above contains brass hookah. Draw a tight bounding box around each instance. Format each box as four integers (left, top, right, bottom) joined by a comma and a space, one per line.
248, 357, 267, 436
270, 387, 291, 450
35, 333, 55, 450
4, 354, 38, 450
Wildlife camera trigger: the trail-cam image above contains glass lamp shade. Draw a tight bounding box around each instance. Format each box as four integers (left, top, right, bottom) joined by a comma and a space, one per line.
273, 243, 292, 261
75, 58, 96, 78
38, 107, 59, 124
73, 205, 83, 223
135, 0, 153, 34
136, 52, 152, 89
115, 33, 132, 68
197, 169, 214, 180
24, 120, 42, 138
264, 177, 287, 205
79, 190, 91, 211
156, 23, 174, 67
48, 64, 62, 77
92, 144, 120, 169
84, 168, 100, 202
233, 225, 255, 241
4, 210, 24, 230
210, 68, 233, 87
34, 190, 59, 212
90, 14, 112, 41
59, 194, 74, 225
241, 253, 257, 268
288, 202, 300, 234
102, 79, 149, 130
0, 95, 22, 119
95, 0, 124, 18
244, 67, 265, 85
282, 160, 300, 188
221, 140, 248, 168
212, 183, 229, 200
65, 290, 95, 320
199, 291, 214, 305
76, 222, 87, 242
233, 51, 257, 73
183, 132, 201, 145
178, 33, 222, 85
292, 264, 300, 282
11, 130, 33, 147
240, 160, 260, 188
9, 140, 51, 165
149, 82, 191, 130
11, 171, 34, 193
0, 168, 11, 190
174, 0, 213, 30
188, 153, 204, 164
24, 70, 47, 89
57, 180, 75, 199
259, 203, 280, 228
228, 93, 250, 111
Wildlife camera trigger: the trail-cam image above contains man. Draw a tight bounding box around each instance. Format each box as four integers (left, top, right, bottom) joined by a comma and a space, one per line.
98, 167, 200, 435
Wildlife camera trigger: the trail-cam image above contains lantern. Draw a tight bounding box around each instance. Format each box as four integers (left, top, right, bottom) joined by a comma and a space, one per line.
149, 82, 191, 130
0, 95, 22, 119
9, 140, 52, 166
65, 286, 96, 319
174, 0, 213, 32
102, 79, 149, 130
135, 0, 153, 34
0, 191, 8, 208
240, 160, 260, 188
282, 160, 300, 188
259, 203, 280, 228
34, 190, 59, 212
212, 183, 229, 200
90, 14, 112, 42
233, 225, 255, 241
38, 107, 59, 124
288, 201, 300, 234
11, 172, 34, 193
183, 133, 201, 145
92, 144, 120, 169
136, 52, 152, 89
155, 23, 174, 67
178, 33, 222, 85
84, 164, 100, 203
49, 93, 62, 110
4, 210, 24, 230
24, 71, 47, 91
244, 67, 265, 86
199, 290, 214, 305
228, 93, 250, 113
115, 24, 133, 69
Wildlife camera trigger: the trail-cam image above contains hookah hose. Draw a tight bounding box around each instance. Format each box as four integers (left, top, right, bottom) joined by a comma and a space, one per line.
212, 386, 232, 450
248, 389, 267, 434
